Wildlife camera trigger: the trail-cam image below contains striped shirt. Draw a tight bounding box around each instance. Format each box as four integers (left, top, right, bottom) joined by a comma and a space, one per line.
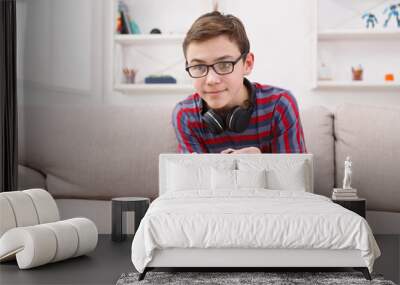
172, 79, 306, 153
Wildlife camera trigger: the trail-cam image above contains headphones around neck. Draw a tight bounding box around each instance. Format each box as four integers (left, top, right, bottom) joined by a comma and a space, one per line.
202, 79, 255, 135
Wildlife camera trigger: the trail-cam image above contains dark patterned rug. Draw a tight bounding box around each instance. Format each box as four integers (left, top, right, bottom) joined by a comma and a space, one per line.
116, 271, 396, 285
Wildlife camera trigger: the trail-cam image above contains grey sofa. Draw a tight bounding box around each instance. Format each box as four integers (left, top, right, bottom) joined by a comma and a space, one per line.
18, 103, 400, 234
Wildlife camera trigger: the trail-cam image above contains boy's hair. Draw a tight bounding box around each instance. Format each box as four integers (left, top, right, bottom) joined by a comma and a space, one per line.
183, 11, 250, 59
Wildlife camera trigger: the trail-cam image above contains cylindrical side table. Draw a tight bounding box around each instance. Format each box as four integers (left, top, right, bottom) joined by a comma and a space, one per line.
332, 198, 366, 218
112, 197, 150, 242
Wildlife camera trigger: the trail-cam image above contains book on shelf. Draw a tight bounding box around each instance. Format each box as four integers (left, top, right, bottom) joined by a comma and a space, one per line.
332, 188, 358, 200
333, 188, 357, 193
120, 10, 132, 34
332, 193, 359, 200
332, 196, 359, 200
118, 0, 132, 34
332, 192, 358, 197
116, 11, 122, 34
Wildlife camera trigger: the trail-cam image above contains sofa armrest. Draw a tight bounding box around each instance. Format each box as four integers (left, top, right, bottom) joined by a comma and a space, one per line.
18, 165, 46, 190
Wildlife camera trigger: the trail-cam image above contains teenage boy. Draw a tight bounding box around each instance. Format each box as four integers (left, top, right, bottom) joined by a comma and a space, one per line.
172, 11, 306, 154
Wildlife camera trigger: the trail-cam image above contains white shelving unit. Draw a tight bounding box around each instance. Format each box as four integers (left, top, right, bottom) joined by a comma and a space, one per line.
114, 34, 186, 45
114, 83, 194, 93
113, 35, 192, 93
112, 0, 214, 94
312, 0, 400, 91
113, 33, 191, 93
315, 81, 400, 90
318, 29, 400, 40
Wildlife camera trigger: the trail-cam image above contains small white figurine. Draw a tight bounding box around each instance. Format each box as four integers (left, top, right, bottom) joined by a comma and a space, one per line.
342, 156, 352, 189
318, 62, 332, 81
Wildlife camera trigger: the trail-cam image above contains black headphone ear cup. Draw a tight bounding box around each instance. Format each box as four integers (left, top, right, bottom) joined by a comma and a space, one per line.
202, 109, 225, 135
226, 106, 252, 133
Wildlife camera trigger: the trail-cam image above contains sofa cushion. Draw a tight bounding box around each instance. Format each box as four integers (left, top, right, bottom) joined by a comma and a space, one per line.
19, 104, 333, 200
18, 165, 46, 190
19, 104, 178, 200
335, 104, 400, 212
300, 106, 334, 197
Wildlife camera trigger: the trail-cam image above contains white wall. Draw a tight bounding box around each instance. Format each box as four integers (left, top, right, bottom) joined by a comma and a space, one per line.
17, 0, 104, 105
106, 0, 400, 109
17, 0, 400, 110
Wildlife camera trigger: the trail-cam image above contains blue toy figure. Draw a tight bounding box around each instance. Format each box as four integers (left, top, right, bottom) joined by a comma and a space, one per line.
362, 13, 378, 28
383, 3, 400, 27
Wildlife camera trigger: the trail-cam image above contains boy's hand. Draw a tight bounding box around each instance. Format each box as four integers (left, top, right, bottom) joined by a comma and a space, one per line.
221, 148, 235, 154
221, 147, 261, 154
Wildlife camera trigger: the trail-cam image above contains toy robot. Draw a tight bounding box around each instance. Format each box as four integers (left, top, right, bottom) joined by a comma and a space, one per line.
362, 13, 378, 28
383, 3, 400, 27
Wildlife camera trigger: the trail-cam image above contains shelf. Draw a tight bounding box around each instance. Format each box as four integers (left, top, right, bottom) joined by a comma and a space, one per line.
318, 29, 400, 40
114, 83, 194, 93
313, 1, 400, 92
114, 34, 186, 45
314, 81, 400, 90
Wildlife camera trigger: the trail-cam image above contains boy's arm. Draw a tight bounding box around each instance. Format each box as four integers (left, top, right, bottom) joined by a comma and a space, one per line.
221, 147, 261, 154
172, 104, 208, 153
270, 92, 307, 153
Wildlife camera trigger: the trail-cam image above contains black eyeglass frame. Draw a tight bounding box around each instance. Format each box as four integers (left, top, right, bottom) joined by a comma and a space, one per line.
185, 53, 248, 78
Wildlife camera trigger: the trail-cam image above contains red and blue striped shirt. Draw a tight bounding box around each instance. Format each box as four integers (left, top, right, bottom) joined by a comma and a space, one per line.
172, 80, 306, 153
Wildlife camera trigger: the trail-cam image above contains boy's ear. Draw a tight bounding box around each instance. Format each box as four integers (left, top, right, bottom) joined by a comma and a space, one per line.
243, 52, 254, 76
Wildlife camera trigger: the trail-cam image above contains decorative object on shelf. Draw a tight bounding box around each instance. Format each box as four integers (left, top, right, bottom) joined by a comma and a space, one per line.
343, 156, 353, 190
314, 1, 400, 90
150, 28, 162, 34
318, 62, 332, 81
351, 65, 363, 81
332, 156, 359, 200
385, 73, 395, 81
130, 19, 141, 34
145, 75, 177, 84
118, 0, 134, 34
383, 3, 400, 28
116, 12, 123, 33
362, 13, 378, 28
123, 68, 137, 84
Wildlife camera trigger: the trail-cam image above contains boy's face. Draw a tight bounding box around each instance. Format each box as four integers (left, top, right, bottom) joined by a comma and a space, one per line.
185, 35, 254, 110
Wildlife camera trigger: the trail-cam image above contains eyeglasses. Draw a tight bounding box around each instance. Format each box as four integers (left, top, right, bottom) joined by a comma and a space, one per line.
185, 53, 247, 78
